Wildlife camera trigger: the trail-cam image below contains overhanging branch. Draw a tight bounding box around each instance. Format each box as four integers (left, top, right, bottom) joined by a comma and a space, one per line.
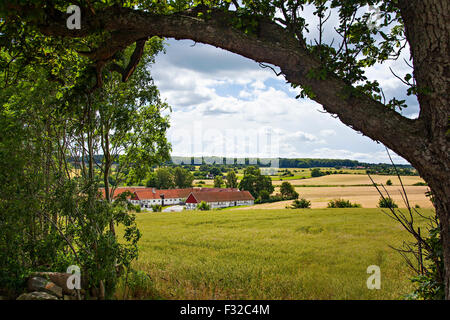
7, 4, 426, 158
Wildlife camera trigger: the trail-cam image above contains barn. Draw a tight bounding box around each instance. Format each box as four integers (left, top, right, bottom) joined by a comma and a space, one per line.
185, 190, 254, 209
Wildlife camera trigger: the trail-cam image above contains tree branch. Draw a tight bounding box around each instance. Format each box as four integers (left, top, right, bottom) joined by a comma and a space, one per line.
9, 4, 426, 159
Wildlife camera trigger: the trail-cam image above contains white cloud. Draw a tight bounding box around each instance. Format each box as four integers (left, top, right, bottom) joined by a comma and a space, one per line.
319, 129, 337, 137
151, 39, 412, 165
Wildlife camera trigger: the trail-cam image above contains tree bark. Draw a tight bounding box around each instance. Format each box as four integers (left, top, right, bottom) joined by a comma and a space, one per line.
398, 0, 450, 299
7, 2, 450, 298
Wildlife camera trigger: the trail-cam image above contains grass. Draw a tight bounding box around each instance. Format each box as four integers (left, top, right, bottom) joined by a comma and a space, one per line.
119, 208, 434, 300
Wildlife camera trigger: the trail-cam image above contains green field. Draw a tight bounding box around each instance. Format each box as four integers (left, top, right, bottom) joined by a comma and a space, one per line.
120, 208, 433, 300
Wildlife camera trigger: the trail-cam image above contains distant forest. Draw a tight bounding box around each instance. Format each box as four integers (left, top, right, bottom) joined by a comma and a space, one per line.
68, 155, 416, 175
167, 156, 414, 170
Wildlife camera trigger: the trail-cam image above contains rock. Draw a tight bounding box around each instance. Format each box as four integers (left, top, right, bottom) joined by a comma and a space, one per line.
31, 272, 81, 295
17, 291, 59, 300
28, 277, 63, 298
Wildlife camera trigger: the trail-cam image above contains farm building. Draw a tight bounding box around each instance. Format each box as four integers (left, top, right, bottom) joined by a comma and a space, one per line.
185, 191, 254, 209
102, 187, 243, 210
130, 188, 193, 209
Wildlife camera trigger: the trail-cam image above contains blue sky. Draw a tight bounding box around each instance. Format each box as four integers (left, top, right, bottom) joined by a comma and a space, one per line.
149, 35, 417, 164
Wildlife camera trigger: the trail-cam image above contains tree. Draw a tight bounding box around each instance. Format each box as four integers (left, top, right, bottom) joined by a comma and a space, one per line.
210, 167, 222, 177
146, 172, 159, 188
225, 170, 238, 188
173, 167, 194, 188
280, 181, 299, 200
3, 0, 450, 298
311, 168, 324, 178
0, 46, 142, 299
214, 175, 224, 188
239, 166, 274, 199
386, 179, 393, 186
96, 40, 171, 212
259, 190, 271, 202
155, 168, 174, 189
378, 197, 399, 209
290, 199, 311, 209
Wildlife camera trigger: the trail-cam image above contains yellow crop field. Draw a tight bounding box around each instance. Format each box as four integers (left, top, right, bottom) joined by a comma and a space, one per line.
118, 208, 435, 299
240, 186, 432, 209
272, 174, 425, 186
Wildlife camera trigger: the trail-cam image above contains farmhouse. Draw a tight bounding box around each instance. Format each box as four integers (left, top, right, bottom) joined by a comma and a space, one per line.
131, 188, 193, 209
101, 187, 244, 210
185, 190, 254, 209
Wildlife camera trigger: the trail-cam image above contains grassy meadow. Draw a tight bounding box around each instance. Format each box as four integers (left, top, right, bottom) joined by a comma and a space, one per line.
118, 208, 434, 300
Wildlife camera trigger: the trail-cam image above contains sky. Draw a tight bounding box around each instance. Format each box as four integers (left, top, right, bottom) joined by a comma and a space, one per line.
149, 6, 418, 165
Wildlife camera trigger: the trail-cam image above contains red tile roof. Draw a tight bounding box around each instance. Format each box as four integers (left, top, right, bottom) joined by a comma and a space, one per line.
100, 187, 145, 199
132, 188, 194, 200
186, 191, 254, 203
193, 187, 239, 192
101, 187, 243, 201
131, 187, 241, 200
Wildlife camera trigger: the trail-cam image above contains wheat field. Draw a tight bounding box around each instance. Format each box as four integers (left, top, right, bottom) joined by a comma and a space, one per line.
120, 208, 434, 299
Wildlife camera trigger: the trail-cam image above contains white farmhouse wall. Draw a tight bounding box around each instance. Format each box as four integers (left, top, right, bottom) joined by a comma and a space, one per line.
186, 199, 254, 210
133, 197, 186, 210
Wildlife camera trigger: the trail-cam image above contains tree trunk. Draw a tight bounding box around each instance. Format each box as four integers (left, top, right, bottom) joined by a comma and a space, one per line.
102, 125, 116, 236
398, 0, 450, 299
430, 178, 450, 299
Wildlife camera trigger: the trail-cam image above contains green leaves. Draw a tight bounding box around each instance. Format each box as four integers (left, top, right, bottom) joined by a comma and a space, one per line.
238, 166, 274, 199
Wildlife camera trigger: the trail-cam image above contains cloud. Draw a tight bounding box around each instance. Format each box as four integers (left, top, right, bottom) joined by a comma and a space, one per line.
319, 129, 337, 137
151, 37, 413, 165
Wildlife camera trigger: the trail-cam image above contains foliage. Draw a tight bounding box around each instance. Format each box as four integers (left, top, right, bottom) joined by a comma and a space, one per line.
225, 170, 238, 188
378, 197, 398, 208
151, 205, 162, 212
214, 175, 224, 188
173, 167, 194, 188
97, 39, 171, 197
259, 190, 271, 202
117, 269, 160, 300
366, 165, 417, 176
311, 168, 325, 178
197, 201, 210, 211
386, 179, 393, 186
406, 222, 445, 300
327, 199, 361, 208
147, 166, 194, 189
239, 166, 274, 199
0, 29, 166, 298
280, 181, 299, 200
255, 192, 297, 204
289, 198, 311, 209
146, 168, 175, 189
